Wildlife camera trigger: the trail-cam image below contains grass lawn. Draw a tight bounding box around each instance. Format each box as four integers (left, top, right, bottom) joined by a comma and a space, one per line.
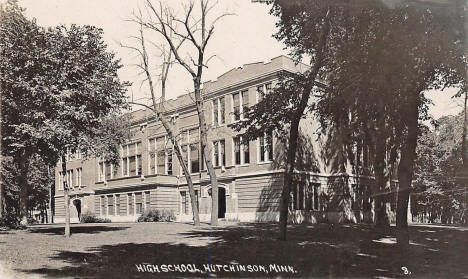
0, 222, 467, 278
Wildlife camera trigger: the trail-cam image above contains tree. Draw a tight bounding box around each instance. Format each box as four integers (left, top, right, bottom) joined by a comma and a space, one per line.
233, 0, 334, 240
413, 114, 467, 224
124, 10, 200, 226
1, 1, 130, 234
142, 0, 232, 225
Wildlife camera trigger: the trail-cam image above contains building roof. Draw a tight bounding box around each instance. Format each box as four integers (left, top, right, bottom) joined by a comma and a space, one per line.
127, 56, 307, 124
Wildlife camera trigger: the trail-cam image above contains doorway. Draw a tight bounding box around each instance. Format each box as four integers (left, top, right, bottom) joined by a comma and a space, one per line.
73, 199, 82, 221
218, 187, 226, 219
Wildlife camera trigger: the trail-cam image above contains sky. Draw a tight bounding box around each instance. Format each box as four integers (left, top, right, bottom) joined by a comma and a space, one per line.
16, 0, 464, 120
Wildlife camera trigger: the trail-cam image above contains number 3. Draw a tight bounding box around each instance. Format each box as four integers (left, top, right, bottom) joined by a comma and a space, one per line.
401, 266, 411, 275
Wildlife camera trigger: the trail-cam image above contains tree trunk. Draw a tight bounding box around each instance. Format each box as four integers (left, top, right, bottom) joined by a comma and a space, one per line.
193, 76, 219, 226
0, 79, 2, 220
278, 9, 330, 240
48, 165, 54, 224
154, 104, 200, 226
396, 94, 419, 247
462, 89, 467, 168
374, 127, 389, 227
170, 133, 200, 226
137, 29, 201, 226
279, 121, 300, 240
61, 155, 70, 237
18, 151, 29, 225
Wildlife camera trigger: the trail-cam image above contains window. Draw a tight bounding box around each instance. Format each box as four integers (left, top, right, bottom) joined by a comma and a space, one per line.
58, 171, 64, 190
181, 191, 188, 214
190, 144, 200, 173
135, 192, 143, 214
148, 138, 157, 174
99, 161, 114, 182
155, 137, 165, 175
212, 97, 226, 126
122, 142, 142, 177
115, 194, 120, 215
213, 140, 226, 167
166, 150, 173, 175
312, 184, 320, 211
259, 131, 274, 162
76, 168, 82, 187
233, 92, 241, 121
107, 195, 114, 215
257, 82, 272, 102
232, 90, 250, 122
127, 193, 134, 215
76, 150, 82, 160
233, 136, 249, 165
100, 196, 106, 216
65, 148, 71, 162
66, 170, 74, 188
105, 163, 112, 181
145, 191, 151, 211
241, 90, 249, 119
293, 181, 320, 210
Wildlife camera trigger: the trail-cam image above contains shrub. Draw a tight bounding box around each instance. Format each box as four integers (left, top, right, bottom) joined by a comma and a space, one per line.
80, 211, 111, 223
0, 212, 25, 230
160, 209, 176, 222
138, 209, 175, 222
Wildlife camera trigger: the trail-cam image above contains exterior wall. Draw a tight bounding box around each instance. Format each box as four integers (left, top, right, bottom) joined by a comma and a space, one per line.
53, 56, 391, 225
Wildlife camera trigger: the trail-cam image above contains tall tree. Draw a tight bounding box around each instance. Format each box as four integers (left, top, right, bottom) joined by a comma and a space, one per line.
142, 0, 232, 225
1, 2, 130, 233
124, 11, 200, 226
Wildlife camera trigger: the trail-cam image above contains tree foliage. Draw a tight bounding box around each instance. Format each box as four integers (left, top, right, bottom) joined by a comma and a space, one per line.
413, 114, 467, 224
0, 1, 131, 227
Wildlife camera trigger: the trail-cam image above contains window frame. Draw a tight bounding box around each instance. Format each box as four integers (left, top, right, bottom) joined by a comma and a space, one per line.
233, 136, 249, 166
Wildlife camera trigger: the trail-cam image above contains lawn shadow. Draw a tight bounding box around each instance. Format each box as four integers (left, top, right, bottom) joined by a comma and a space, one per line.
28, 225, 131, 235
17, 223, 468, 278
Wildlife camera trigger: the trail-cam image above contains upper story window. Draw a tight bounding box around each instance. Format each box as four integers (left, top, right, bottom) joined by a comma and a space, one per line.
259, 131, 274, 163
257, 82, 272, 103
76, 168, 82, 187
121, 142, 142, 177
213, 139, 226, 167
98, 160, 116, 182
180, 129, 201, 175
189, 128, 200, 174
232, 90, 250, 122
212, 97, 225, 126
66, 169, 74, 188
233, 136, 250, 165
58, 171, 64, 190
148, 136, 168, 175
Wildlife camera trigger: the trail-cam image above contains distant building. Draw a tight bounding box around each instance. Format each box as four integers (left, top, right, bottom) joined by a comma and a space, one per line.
53, 56, 396, 224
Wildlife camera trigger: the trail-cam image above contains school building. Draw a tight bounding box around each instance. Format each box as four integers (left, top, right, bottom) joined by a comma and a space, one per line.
53, 56, 392, 224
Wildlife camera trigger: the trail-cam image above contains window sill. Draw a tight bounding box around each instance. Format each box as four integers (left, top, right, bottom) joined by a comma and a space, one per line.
257, 161, 273, 165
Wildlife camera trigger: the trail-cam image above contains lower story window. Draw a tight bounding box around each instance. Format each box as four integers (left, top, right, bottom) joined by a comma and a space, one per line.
128, 193, 134, 215
145, 191, 151, 211
293, 181, 320, 210
100, 196, 106, 216
181, 191, 188, 214
135, 192, 143, 214
115, 194, 120, 215
107, 195, 114, 215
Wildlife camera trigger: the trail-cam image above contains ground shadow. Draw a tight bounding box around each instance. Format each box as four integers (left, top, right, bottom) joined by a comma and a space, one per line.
17, 223, 468, 278
28, 225, 131, 235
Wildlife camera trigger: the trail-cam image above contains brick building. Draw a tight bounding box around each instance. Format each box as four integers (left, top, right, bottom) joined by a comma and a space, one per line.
54, 56, 388, 224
